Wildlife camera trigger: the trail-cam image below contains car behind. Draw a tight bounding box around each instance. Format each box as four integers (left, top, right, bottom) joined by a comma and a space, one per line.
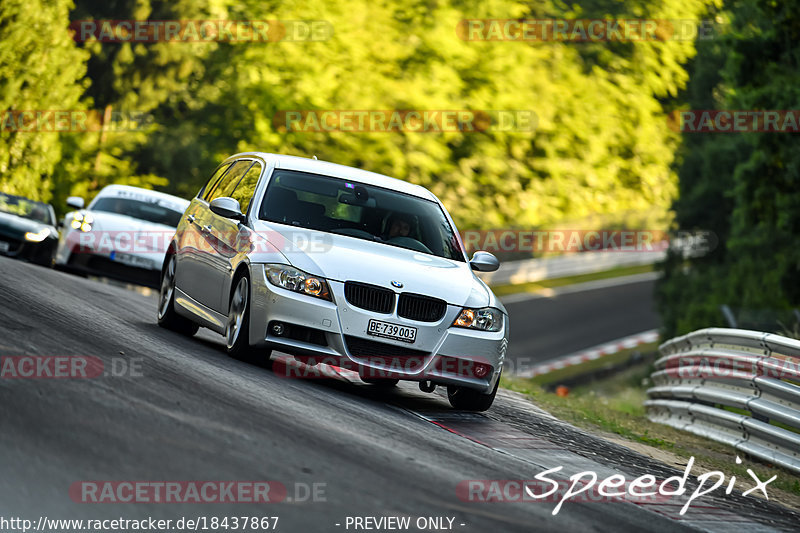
0, 192, 59, 266
55, 185, 189, 287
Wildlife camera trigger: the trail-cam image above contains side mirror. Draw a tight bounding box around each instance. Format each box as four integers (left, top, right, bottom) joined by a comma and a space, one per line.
469, 251, 500, 272
66, 196, 84, 210
209, 197, 246, 223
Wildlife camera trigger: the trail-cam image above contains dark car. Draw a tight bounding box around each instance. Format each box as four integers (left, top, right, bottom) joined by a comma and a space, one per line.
0, 192, 59, 266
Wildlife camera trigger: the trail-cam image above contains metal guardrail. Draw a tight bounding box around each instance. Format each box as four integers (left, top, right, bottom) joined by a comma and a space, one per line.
476, 248, 665, 286
645, 328, 800, 475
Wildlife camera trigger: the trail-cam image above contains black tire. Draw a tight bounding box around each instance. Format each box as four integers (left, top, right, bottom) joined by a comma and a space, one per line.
226, 273, 272, 368
447, 373, 500, 412
361, 377, 400, 387
157, 254, 199, 336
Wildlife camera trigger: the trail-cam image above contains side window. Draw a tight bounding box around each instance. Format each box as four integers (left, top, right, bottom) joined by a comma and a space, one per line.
230, 162, 262, 214
206, 160, 253, 203
199, 163, 231, 199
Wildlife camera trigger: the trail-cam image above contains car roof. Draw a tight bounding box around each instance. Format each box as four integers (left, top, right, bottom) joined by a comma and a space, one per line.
227, 152, 437, 202
95, 184, 190, 207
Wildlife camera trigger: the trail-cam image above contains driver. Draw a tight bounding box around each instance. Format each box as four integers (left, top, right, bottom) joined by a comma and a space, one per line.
385, 213, 412, 239
29, 204, 48, 223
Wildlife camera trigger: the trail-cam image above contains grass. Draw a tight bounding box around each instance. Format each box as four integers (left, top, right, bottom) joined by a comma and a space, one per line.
502, 361, 800, 506
490, 263, 655, 297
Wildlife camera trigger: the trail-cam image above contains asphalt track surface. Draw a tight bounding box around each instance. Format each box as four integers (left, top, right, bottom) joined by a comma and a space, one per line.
504, 277, 660, 366
1, 256, 797, 532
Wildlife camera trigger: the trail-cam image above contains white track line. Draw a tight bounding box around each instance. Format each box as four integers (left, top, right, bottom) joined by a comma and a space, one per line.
514, 329, 660, 378
500, 271, 660, 305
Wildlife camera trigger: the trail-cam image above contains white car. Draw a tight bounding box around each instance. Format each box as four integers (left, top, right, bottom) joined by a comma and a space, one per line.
55, 185, 190, 287
158, 153, 509, 411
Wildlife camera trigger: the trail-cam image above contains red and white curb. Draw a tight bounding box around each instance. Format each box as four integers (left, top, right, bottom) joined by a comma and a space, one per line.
514, 329, 659, 378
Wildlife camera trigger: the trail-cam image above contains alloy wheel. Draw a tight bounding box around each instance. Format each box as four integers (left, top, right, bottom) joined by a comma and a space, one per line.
226, 277, 248, 349
158, 256, 175, 320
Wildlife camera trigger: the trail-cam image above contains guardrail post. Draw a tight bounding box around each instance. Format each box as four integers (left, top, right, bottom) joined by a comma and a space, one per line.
720, 305, 738, 328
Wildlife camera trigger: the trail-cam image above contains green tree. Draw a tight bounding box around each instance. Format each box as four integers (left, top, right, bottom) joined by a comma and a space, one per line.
657, 0, 800, 336
2, 0, 722, 239
51, 0, 234, 208
139, 0, 713, 232
0, 0, 88, 202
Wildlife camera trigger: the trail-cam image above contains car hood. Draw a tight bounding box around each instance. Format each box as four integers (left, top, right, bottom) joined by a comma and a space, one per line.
0, 212, 54, 238
75, 210, 177, 253
250, 221, 494, 308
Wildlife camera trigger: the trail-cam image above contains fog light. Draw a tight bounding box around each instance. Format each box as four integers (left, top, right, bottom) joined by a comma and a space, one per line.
271, 322, 285, 336
473, 363, 491, 378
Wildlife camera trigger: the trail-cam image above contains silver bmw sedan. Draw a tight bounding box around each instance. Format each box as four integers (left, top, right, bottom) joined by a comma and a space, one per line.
158, 153, 508, 411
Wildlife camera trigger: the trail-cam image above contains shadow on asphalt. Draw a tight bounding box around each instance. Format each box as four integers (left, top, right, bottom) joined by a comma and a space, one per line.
137, 319, 470, 415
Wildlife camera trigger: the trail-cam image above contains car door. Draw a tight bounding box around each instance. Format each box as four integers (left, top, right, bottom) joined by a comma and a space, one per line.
177, 160, 251, 310
196, 159, 256, 312
175, 161, 232, 299
208, 161, 264, 314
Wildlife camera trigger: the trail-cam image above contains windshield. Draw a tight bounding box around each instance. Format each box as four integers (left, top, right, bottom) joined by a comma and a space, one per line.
92, 197, 183, 227
0, 192, 54, 225
259, 170, 464, 261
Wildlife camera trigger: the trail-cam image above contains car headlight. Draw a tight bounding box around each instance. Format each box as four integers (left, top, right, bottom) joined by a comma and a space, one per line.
69, 212, 93, 232
452, 307, 503, 332
24, 228, 52, 242
264, 264, 332, 301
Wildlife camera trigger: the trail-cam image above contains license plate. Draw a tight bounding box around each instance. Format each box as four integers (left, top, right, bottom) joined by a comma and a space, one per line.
0, 241, 9, 253
367, 319, 417, 343
112, 251, 151, 269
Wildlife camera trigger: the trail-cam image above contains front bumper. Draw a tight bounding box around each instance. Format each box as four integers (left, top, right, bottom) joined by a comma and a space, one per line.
0, 234, 57, 266
55, 233, 164, 287
249, 264, 507, 393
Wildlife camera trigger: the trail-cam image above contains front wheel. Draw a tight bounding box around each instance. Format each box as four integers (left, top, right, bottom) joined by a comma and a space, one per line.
157, 254, 199, 336
447, 373, 500, 412
226, 274, 272, 368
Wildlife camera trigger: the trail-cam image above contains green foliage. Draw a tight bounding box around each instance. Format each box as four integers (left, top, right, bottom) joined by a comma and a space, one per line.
47, 0, 234, 210
0, 0, 88, 202
126, 0, 713, 228
657, 0, 800, 337
3, 0, 713, 231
